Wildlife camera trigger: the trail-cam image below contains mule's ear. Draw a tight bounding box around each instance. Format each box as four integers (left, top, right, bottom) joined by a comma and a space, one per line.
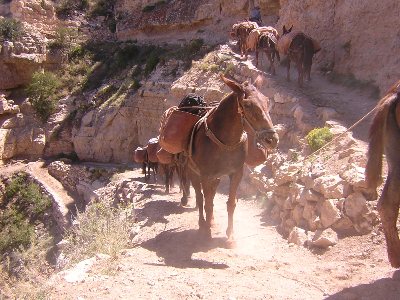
220, 74, 244, 95
253, 75, 264, 89
282, 25, 287, 34
288, 25, 293, 32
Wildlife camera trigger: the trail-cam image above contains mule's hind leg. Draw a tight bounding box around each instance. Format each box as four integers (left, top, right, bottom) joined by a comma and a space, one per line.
267, 51, 275, 75
378, 174, 400, 268
190, 174, 206, 231
286, 58, 291, 81
226, 168, 243, 247
296, 60, 304, 87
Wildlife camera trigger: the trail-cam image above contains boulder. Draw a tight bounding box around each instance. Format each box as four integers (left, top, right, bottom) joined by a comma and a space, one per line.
311, 228, 338, 248
288, 227, 308, 246
320, 199, 341, 228
312, 175, 350, 199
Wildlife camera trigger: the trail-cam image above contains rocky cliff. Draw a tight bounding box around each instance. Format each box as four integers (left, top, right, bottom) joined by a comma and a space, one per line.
116, 0, 399, 93
276, 0, 400, 93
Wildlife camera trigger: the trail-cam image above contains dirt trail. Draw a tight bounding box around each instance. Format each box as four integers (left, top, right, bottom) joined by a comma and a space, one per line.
49, 173, 400, 300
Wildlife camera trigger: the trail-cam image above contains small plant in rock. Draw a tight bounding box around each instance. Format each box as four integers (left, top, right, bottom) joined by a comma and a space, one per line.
306, 127, 333, 152
26, 71, 61, 122
0, 17, 24, 42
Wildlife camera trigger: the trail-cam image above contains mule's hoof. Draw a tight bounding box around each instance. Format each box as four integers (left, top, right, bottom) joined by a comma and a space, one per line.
225, 237, 237, 249
180, 197, 189, 207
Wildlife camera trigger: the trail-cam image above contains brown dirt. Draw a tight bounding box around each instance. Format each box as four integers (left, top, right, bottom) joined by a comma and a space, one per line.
47, 168, 400, 300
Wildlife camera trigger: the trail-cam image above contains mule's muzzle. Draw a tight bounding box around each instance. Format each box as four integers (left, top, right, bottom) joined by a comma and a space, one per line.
258, 131, 279, 150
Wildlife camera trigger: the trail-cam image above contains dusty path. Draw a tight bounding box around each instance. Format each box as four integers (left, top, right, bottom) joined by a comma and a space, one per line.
50, 175, 400, 300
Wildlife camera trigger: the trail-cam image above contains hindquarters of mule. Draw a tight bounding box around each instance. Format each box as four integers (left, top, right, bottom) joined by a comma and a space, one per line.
287, 34, 318, 86
366, 83, 400, 267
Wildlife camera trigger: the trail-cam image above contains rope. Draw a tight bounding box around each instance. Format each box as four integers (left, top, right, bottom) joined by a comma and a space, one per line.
297, 104, 379, 169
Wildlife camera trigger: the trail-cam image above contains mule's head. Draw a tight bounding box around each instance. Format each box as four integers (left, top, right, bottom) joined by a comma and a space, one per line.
221, 74, 279, 150
282, 25, 293, 36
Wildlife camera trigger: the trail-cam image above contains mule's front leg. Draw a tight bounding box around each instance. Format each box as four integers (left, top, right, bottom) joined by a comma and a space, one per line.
226, 168, 243, 247
202, 178, 220, 239
378, 175, 400, 268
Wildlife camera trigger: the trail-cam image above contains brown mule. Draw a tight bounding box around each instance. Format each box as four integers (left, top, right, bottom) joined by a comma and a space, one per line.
281, 25, 320, 87
366, 80, 400, 268
187, 74, 279, 247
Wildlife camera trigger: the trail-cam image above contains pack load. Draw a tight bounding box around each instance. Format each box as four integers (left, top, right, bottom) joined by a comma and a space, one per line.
246, 26, 279, 52
146, 137, 160, 163
159, 94, 207, 154
156, 148, 174, 164
134, 146, 147, 163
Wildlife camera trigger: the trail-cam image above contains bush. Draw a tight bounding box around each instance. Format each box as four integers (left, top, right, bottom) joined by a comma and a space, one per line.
0, 18, 23, 42
56, 0, 89, 18
306, 127, 333, 152
63, 201, 132, 263
144, 52, 160, 75
48, 27, 78, 52
26, 71, 60, 122
0, 173, 52, 254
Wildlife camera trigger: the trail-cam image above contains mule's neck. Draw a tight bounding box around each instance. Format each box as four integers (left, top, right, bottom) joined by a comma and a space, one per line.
207, 92, 244, 145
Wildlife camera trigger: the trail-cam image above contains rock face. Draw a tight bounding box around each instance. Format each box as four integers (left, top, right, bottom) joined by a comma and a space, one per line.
115, 0, 280, 44
0, 0, 64, 89
276, 0, 400, 93
0, 95, 45, 160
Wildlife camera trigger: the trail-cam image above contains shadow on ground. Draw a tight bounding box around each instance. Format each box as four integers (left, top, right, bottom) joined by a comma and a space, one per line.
141, 228, 229, 270
326, 270, 400, 300
135, 199, 196, 227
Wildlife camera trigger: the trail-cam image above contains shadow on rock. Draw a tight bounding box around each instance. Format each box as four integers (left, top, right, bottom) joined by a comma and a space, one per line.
136, 200, 196, 227
141, 228, 229, 269
326, 270, 400, 300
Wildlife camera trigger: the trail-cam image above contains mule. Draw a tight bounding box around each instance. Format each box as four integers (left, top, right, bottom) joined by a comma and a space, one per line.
186, 74, 279, 246
366, 80, 400, 268
142, 154, 158, 182
282, 25, 320, 87
256, 32, 280, 75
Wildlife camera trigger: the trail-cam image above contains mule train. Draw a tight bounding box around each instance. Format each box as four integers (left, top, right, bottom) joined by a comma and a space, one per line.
231, 22, 320, 87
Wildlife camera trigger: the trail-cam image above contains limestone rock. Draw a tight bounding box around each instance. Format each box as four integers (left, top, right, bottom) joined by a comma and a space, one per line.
320, 199, 341, 228
288, 227, 308, 246
344, 192, 368, 219
60, 254, 111, 283
311, 228, 338, 248
312, 175, 350, 199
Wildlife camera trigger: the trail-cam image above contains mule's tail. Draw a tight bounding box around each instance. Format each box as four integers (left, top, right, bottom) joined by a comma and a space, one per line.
366, 87, 400, 189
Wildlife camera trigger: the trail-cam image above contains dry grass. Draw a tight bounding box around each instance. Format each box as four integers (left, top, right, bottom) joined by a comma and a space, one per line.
63, 200, 134, 266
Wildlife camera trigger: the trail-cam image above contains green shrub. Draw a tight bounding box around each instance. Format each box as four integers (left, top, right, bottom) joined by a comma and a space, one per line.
306, 127, 333, 152
26, 71, 60, 122
0, 18, 23, 42
56, 0, 89, 18
48, 27, 78, 52
0, 173, 52, 254
90, 0, 115, 17
144, 52, 160, 75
